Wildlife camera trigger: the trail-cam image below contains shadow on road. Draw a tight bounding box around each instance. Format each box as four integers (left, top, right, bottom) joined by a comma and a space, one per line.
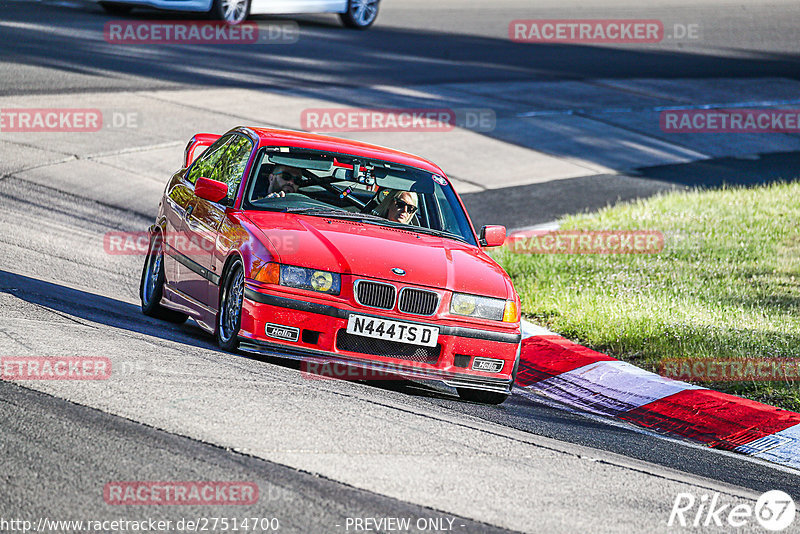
634, 150, 800, 187
4, 3, 800, 228
8, 3, 797, 88
464, 150, 800, 229
0, 268, 456, 401
0, 268, 219, 352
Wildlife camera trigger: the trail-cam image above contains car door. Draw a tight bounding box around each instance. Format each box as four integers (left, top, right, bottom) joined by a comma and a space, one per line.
182, 133, 255, 309
172, 134, 234, 302
163, 136, 232, 287
163, 172, 196, 286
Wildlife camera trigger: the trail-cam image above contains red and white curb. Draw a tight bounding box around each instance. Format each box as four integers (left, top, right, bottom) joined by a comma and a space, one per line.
516, 321, 800, 470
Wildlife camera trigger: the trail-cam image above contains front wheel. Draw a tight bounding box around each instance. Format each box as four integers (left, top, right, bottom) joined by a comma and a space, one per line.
140, 234, 188, 324
216, 259, 244, 351
456, 388, 509, 405
339, 0, 379, 30
210, 0, 250, 24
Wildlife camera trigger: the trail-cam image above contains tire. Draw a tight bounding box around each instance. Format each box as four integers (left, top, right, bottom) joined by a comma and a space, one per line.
510, 342, 521, 388
216, 259, 244, 351
456, 388, 509, 405
210, 0, 250, 24
98, 1, 133, 14
140, 234, 188, 324
457, 346, 519, 405
339, 0, 379, 30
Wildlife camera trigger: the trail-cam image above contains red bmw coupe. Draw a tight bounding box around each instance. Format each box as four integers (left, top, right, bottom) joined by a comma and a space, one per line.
141, 127, 521, 404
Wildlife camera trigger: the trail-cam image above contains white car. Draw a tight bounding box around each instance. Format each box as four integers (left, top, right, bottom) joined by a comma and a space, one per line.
98, 0, 380, 29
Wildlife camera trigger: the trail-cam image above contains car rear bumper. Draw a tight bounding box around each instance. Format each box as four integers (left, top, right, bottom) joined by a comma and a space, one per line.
239, 288, 521, 393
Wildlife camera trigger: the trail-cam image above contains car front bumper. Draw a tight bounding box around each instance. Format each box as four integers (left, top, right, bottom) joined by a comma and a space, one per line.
239, 287, 521, 394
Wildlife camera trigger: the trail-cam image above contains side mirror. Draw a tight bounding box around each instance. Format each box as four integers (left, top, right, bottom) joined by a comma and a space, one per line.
195, 176, 228, 204
479, 225, 506, 247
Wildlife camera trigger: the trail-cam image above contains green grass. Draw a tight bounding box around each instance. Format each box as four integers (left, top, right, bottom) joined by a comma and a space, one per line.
492, 182, 800, 412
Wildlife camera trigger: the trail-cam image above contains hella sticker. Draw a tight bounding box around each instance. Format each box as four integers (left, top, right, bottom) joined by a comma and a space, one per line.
471, 357, 504, 373
266, 323, 300, 342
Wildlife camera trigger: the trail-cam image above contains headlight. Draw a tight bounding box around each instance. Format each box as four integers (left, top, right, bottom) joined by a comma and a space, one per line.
450, 293, 509, 321
279, 265, 341, 295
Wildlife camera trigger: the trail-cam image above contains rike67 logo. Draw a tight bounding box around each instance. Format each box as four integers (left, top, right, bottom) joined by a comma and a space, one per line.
668, 490, 796, 531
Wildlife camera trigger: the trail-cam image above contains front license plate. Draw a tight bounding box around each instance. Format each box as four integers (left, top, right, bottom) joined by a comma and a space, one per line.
346, 315, 439, 347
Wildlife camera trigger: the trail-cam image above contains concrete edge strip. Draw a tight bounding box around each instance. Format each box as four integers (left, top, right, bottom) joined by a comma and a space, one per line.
515, 320, 800, 471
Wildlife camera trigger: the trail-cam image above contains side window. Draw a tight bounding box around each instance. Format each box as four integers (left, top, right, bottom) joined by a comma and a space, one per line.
434, 185, 456, 232
185, 135, 233, 185
215, 135, 254, 204
434, 184, 474, 243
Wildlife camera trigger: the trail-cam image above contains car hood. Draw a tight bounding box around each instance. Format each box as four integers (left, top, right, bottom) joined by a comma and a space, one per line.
243, 212, 512, 298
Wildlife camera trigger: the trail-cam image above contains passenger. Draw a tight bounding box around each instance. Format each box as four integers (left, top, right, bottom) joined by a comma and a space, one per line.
377, 190, 418, 224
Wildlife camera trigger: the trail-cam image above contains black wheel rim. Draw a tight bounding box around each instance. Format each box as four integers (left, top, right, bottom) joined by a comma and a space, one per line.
143, 239, 163, 306
219, 265, 244, 343
220, 0, 248, 24
349, 0, 378, 26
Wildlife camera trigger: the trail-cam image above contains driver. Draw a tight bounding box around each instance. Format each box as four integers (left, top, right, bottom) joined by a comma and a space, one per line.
265, 165, 305, 198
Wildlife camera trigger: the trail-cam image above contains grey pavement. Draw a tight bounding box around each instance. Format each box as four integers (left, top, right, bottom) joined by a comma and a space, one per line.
2, 1, 800, 532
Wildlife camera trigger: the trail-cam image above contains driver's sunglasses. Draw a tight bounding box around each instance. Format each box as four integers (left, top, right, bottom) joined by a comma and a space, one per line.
394, 199, 418, 214
274, 171, 305, 185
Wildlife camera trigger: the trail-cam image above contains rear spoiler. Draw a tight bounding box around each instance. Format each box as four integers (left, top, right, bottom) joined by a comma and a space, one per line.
184, 133, 221, 168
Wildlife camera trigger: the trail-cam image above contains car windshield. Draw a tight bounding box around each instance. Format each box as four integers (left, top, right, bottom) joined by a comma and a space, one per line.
242, 147, 477, 245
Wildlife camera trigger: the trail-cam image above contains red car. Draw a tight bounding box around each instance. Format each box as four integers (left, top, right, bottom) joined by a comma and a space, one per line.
140, 127, 521, 404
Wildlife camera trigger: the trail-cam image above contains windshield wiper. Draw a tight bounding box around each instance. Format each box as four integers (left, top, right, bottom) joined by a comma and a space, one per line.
249, 206, 289, 212
284, 207, 333, 214
284, 207, 381, 219
402, 226, 468, 243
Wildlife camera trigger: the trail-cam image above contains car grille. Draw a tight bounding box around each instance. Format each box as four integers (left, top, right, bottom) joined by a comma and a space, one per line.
398, 288, 439, 316
354, 280, 396, 310
336, 330, 441, 364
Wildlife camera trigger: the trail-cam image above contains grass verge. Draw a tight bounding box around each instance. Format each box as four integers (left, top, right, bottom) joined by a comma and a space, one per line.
492, 182, 800, 412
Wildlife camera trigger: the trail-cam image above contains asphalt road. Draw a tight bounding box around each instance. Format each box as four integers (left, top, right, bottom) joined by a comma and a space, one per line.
6, 0, 799, 229
0, 380, 514, 534
2, 0, 799, 95
2, 0, 800, 532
